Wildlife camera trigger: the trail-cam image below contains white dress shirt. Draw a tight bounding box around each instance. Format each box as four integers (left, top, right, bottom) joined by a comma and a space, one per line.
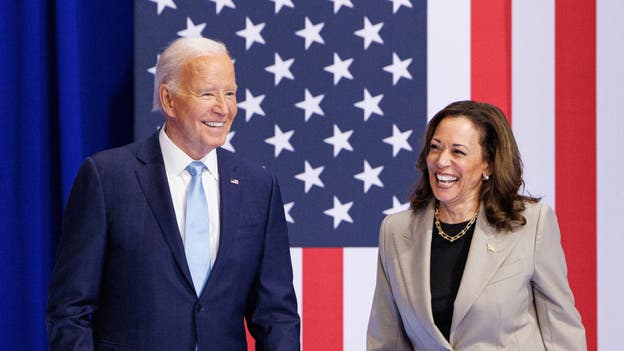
159, 126, 220, 267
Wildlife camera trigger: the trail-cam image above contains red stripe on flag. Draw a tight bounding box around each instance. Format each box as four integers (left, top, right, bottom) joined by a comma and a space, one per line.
555, 1, 597, 350
303, 248, 343, 350
245, 319, 255, 350
471, 0, 512, 121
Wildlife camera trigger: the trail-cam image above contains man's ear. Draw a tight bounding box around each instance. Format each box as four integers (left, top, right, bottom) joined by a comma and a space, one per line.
159, 84, 175, 117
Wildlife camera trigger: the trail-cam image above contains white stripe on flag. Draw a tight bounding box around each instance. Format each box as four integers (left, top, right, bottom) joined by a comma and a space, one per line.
511, 0, 556, 208
597, 0, 624, 349
290, 247, 303, 345
343, 247, 378, 351
427, 0, 471, 119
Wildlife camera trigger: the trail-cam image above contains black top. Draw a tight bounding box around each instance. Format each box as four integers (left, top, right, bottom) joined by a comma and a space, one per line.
430, 217, 476, 341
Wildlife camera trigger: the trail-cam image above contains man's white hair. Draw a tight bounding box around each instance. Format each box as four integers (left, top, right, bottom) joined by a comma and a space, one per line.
152, 37, 229, 112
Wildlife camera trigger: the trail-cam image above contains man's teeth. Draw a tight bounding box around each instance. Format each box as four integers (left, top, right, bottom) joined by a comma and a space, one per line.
436, 174, 458, 182
202, 121, 224, 127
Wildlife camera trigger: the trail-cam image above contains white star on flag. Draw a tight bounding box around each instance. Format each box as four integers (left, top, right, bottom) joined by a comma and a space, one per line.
354, 17, 384, 50
383, 124, 413, 156
294, 161, 325, 193
324, 124, 354, 157
383, 196, 410, 215
238, 89, 266, 122
383, 52, 413, 85
177, 17, 206, 38
265, 125, 295, 157
222, 131, 236, 152
150, 0, 176, 15
295, 17, 325, 50
295, 89, 324, 121
265, 53, 295, 86
323, 53, 354, 85
270, 0, 294, 14
354, 88, 384, 121
389, 0, 413, 14
324, 196, 354, 229
330, 0, 354, 14
354, 160, 384, 193
210, 0, 235, 14
147, 55, 159, 75
236, 17, 266, 50
283, 202, 295, 223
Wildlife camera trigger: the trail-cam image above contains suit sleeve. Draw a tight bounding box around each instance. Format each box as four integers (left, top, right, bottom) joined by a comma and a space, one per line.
532, 203, 587, 351
245, 176, 301, 351
46, 158, 107, 351
367, 216, 412, 351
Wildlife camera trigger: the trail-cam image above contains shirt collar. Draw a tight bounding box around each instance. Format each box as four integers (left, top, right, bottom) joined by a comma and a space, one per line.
159, 124, 219, 180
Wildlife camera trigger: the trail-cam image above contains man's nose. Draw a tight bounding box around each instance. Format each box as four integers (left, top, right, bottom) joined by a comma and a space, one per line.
212, 95, 228, 115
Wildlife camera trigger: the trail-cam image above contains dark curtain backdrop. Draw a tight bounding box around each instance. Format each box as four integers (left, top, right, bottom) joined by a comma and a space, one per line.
0, 1, 134, 349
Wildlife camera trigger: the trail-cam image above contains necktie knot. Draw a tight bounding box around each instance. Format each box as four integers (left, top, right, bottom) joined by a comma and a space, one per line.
186, 161, 206, 177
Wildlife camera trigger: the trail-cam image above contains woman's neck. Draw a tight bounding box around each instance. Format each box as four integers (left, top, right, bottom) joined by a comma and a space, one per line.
437, 201, 479, 224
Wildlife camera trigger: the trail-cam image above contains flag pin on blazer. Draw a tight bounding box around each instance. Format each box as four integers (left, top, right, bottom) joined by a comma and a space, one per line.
487, 243, 496, 252
230, 179, 239, 185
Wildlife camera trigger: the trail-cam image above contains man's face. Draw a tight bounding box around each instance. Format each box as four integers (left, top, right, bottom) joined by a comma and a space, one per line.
161, 53, 238, 159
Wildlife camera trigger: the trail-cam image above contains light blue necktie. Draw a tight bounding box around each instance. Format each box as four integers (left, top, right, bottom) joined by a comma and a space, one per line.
185, 161, 211, 295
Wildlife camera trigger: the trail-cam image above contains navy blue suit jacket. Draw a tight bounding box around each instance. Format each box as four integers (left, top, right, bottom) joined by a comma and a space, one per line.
46, 132, 300, 351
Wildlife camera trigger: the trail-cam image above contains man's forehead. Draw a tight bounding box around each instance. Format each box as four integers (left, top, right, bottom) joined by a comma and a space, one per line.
176, 56, 236, 89
185, 53, 232, 68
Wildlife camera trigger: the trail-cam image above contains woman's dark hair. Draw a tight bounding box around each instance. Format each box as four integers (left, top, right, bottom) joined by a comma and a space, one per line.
408, 100, 539, 231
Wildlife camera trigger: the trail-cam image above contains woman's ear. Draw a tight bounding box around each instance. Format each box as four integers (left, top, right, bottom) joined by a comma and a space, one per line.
482, 162, 492, 181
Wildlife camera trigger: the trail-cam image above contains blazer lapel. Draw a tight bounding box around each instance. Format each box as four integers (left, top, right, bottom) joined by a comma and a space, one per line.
399, 203, 453, 349
199, 148, 242, 298
134, 133, 194, 291
450, 204, 522, 336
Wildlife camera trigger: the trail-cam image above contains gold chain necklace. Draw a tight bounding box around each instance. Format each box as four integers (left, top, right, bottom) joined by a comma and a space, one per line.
434, 205, 479, 243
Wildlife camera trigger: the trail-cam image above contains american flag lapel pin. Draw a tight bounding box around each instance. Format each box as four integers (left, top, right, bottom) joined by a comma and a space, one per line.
230, 178, 239, 185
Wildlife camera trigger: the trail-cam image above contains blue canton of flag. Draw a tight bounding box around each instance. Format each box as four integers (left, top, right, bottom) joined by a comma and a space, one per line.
135, 0, 427, 247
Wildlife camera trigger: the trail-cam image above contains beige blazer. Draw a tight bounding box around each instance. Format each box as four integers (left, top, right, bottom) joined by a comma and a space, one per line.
367, 201, 586, 351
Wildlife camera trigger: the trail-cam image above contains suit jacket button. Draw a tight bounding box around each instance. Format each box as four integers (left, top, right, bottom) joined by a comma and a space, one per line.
195, 303, 203, 312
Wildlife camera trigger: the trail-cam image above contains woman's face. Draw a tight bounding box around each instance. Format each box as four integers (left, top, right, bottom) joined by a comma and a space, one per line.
426, 116, 490, 211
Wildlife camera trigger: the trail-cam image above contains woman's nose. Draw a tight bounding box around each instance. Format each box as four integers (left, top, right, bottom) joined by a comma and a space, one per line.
435, 150, 451, 167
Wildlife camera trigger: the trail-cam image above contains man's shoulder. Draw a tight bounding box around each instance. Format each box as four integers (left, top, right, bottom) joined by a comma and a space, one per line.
89, 134, 157, 167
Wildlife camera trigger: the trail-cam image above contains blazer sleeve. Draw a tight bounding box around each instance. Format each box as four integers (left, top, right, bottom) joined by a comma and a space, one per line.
532, 204, 587, 350
367, 215, 412, 351
245, 176, 301, 351
46, 158, 107, 351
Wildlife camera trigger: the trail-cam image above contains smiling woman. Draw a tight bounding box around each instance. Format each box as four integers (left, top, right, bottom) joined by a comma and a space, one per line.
411, 101, 531, 231
367, 100, 587, 351
425, 116, 489, 223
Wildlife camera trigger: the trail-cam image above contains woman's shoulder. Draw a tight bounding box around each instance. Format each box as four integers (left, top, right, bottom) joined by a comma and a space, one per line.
516, 200, 559, 230
382, 209, 413, 230
381, 203, 433, 234
521, 200, 553, 216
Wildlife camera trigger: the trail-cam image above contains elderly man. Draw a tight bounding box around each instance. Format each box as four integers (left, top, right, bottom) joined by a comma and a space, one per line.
46, 37, 300, 351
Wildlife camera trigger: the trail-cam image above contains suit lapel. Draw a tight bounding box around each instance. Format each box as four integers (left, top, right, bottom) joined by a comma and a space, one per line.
399, 203, 452, 349
450, 204, 522, 336
200, 148, 241, 298
134, 133, 194, 291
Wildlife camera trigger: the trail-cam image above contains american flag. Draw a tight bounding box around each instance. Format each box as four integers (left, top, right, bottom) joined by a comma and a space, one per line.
134, 0, 623, 350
